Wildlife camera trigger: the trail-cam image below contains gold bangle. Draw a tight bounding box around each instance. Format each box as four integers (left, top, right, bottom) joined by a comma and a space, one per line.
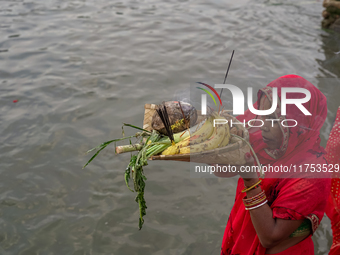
241, 180, 262, 193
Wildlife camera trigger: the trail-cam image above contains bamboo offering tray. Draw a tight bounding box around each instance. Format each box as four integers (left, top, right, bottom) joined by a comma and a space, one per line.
143, 104, 250, 165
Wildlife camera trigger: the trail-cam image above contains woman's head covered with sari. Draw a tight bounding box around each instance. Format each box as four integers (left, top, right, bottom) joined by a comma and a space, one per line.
239, 74, 328, 173
240, 74, 331, 222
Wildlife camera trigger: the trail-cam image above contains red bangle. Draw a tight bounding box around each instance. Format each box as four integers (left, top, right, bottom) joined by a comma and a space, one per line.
243, 190, 267, 208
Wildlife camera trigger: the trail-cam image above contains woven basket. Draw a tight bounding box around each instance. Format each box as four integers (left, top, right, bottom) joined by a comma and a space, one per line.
143, 103, 158, 132
143, 104, 250, 165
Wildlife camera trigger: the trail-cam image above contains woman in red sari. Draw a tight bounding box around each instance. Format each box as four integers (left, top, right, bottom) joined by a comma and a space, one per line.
215, 75, 331, 254
325, 106, 340, 255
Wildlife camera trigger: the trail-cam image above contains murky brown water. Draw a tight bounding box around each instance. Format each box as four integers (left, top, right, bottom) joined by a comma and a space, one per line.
0, 0, 339, 254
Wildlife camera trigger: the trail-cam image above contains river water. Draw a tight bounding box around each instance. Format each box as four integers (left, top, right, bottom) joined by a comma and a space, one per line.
0, 0, 339, 254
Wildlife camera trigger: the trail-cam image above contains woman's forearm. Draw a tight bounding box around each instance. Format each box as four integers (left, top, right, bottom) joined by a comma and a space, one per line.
247, 186, 282, 248
243, 179, 303, 249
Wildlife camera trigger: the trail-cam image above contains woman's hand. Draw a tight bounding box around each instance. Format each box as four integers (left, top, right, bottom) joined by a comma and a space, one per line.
241, 152, 258, 182
210, 152, 258, 179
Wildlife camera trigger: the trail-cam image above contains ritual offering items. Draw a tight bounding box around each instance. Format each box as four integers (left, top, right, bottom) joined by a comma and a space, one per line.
149, 110, 250, 166
84, 100, 251, 229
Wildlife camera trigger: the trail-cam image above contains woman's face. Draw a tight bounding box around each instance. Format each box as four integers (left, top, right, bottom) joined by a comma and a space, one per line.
259, 95, 283, 149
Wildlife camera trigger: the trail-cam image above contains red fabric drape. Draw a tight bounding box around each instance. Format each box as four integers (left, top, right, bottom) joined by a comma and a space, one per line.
325, 106, 340, 255
221, 75, 331, 255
